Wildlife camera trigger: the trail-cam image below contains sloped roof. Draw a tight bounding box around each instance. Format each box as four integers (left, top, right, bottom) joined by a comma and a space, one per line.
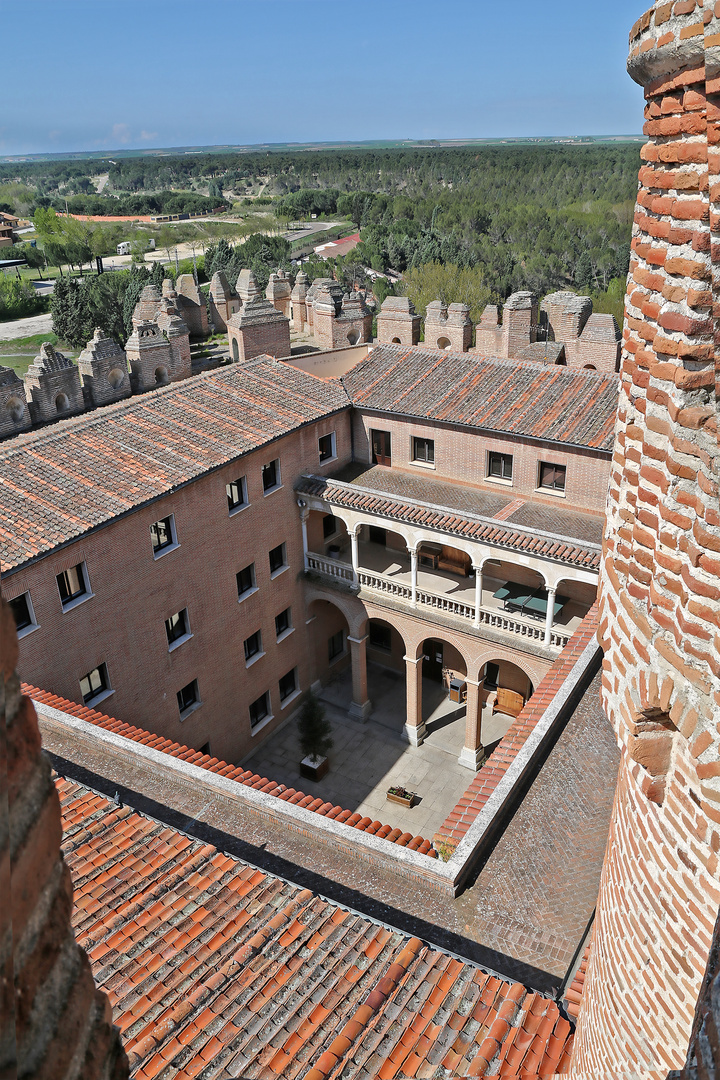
343, 344, 617, 451
57, 775, 574, 1078
0, 358, 349, 572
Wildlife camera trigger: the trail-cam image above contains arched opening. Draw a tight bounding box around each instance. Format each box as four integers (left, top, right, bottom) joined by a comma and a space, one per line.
549, 578, 597, 636
418, 637, 468, 744
437, 336, 451, 350
480, 658, 534, 753
231, 337, 239, 362
306, 599, 351, 709
357, 523, 410, 581
391, 336, 401, 344
481, 558, 547, 619
107, 367, 126, 389
306, 509, 350, 563
583, 363, 596, 370
366, 617, 408, 731
628, 707, 676, 805
555, 357, 567, 366
6, 396, 25, 423
347, 330, 360, 345
55, 392, 69, 413
154, 366, 169, 386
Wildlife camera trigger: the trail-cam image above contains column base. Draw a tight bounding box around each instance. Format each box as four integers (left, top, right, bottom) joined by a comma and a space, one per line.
403, 721, 427, 747
310, 680, 322, 696
458, 745, 487, 772
348, 700, 372, 722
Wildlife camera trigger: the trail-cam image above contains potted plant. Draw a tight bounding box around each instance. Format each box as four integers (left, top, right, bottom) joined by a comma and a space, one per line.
386, 785, 416, 808
298, 692, 333, 782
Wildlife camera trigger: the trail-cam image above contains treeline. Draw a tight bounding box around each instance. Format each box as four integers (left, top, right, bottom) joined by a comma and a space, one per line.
205, 235, 290, 292
51, 262, 168, 347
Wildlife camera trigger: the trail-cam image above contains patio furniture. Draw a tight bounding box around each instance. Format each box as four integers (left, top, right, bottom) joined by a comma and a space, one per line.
493, 582, 533, 611
438, 549, 470, 576
522, 592, 570, 620
448, 678, 467, 704
492, 688, 525, 718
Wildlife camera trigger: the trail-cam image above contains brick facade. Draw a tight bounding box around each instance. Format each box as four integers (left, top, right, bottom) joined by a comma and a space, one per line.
24, 342, 85, 425
424, 300, 473, 352
227, 298, 291, 362
0, 366, 31, 439
77, 328, 132, 408
376, 295, 421, 345
571, 4, 720, 1074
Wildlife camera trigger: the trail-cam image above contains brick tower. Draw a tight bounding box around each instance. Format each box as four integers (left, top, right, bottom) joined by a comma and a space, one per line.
572, 3, 720, 1074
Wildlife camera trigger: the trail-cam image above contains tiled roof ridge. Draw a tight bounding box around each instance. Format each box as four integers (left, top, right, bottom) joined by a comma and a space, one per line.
434, 604, 601, 851
298, 474, 602, 568
25, 684, 438, 858
565, 936, 593, 1021
0, 355, 348, 459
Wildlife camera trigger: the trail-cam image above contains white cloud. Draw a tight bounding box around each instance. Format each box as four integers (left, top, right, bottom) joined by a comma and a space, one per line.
112, 123, 131, 144
140, 130, 158, 142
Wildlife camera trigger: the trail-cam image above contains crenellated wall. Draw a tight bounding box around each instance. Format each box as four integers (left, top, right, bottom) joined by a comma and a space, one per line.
572, 2, 720, 1074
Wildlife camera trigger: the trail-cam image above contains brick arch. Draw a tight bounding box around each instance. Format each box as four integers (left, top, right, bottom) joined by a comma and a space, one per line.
303, 581, 367, 640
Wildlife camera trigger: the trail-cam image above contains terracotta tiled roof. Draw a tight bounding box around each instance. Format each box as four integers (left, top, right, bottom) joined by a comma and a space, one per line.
57, 776, 574, 1078
0, 358, 350, 572
25, 684, 436, 857
297, 475, 602, 569
565, 939, 593, 1021
343, 344, 618, 450
434, 605, 601, 850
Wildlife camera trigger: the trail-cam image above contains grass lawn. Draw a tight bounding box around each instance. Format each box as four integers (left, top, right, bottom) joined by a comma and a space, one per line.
0, 332, 77, 377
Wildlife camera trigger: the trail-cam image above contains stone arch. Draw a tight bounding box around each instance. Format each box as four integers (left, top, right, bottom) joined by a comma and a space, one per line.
303, 580, 367, 640
583, 363, 596, 370
367, 615, 407, 671
347, 330, 360, 345
107, 367, 126, 389
154, 366, 169, 386
478, 656, 534, 706
6, 396, 25, 423
307, 597, 352, 689
392, 336, 401, 344
55, 392, 69, 413
437, 336, 451, 350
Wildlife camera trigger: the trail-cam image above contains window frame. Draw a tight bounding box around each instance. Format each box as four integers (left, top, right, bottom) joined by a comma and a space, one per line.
318, 431, 337, 464
323, 514, 339, 540
369, 622, 392, 652
177, 678, 201, 720
411, 436, 435, 467
538, 460, 567, 495
57, 562, 93, 612
150, 514, 179, 559
9, 591, 39, 639
279, 667, 300, 707
328, 628, 346, 663
226, 475, 249, 516
275, 607, 293, 642
165, 608, 192, 652
262, 458, 282, 495
79, 662, 113, 707
249, 690, 272, 732
269, 542, 288, 579
237, 563, 258, 602
243, 629, 264, 667
487, 451, 513, 484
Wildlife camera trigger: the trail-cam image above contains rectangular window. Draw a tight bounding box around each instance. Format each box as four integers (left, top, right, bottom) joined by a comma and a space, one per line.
370, 429, 391, 467
237, 563, 256, 598
177, 679, 200, 717
165, 608, 190, 649
275, 607, 292, 639
369, 622, 392, 652
262, 459, 281, 493
323, 514, 338, 540
328, 629, 345, 662
269, 542, 287, 576
9, 592, 37, 636
249, 691, 270, 729
488, 452, 513, 481
79, 663, 110, 705
539, 461, 567, 492
318, 432, 336, 463
244, 629, 263, 663
150, 515, 177, 556
226, 475, 248, 513
279, 668, 297, 702
57, 563, 89, 608
412, 436, 435, 464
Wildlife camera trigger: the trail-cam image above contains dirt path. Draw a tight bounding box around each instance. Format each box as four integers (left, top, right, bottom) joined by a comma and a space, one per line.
0, 312, 53, 341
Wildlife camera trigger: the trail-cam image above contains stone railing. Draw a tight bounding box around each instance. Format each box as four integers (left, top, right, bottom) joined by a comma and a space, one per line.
308, 555, 572, 649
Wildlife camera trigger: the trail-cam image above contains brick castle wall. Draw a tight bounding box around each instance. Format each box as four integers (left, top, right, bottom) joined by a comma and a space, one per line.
572, 2, 720, 1073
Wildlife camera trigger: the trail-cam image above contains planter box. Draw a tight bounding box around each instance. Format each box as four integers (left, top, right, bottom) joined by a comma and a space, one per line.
386, 790, 415, 809
300, 754, 329, 782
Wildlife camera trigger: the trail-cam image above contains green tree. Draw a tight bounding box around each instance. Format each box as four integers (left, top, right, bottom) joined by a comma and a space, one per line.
297, 692, 333, 764
402, 262, 491, 326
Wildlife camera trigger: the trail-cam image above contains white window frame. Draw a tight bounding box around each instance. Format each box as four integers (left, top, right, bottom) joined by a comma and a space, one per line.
269, 542, 288, 580
279, 667, 300, 708
151, 514, 180, 560
275, 606, 294, 643
177, 678, 202, 720
57, 561, 94, 613
486, 451, 513, 486
9, 590, 40, 639
227, 475, 249, 516
79, 662, 114, 707
318, 431, 337, 465
536, 460, 567, 498
410, 435, 436, 469
244, 629, 265, 668
262, 458, 282, 496
166, 608, 193, 653
237, 562, 259, 603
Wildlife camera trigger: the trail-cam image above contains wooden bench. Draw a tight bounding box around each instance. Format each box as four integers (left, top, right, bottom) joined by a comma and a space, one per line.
492, 687, 525, 718
438, 549, 470, 576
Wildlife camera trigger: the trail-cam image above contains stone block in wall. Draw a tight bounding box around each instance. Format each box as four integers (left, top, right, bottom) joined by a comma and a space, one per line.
0, 366, 31, 439
23, 343, 84, 426
77, 329, 132, 408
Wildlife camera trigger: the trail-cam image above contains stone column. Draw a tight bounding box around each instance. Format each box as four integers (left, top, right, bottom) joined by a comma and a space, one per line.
458, 678, 485, 771
473, 563, 483, 629
403, 654, 426, 746
543, 587, 557, 646
410, 546, 418, 606
299, 505, 309, 571
347, 634, 371, 721
350, 527, 360, 584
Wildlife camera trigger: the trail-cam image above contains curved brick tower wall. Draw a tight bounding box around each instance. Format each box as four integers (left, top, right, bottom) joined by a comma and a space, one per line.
572, 2, 720, 1074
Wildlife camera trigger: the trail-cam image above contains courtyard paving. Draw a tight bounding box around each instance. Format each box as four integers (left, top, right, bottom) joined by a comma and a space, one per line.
241, 663, 516, 840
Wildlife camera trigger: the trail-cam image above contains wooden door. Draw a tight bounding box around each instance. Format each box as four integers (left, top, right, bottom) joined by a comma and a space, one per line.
371, 429, 392, 467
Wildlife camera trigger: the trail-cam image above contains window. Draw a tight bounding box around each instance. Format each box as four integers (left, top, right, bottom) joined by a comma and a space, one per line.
412, 436, 435, 465
369, 623, 392, 652
371, 429, 391, 467
318, 432, 336, 463
262, 459, 281, 493
484, 662, 500, 690
57, 563, 90, 609
165, 608, 191, 650
244, 629, 263, 664
177, 679, 200, 718
269, 543, 287, 577
328, 629, 345, 662
249, 691, 270, 729
79, 663, 111, 705
9, 592, 38, 638
279, 668, 298, 702
150, 515, 177, 556
275, 607, 292, 640
539, 461, 567, 493
226, 475, 248, 514
488, 452, 513, 482
323, 514, 339, 540
237, 563, 257, 599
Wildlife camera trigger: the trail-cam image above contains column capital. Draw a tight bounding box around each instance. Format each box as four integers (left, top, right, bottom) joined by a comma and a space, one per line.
403, 654, 422, 665
347, 634, 368, 646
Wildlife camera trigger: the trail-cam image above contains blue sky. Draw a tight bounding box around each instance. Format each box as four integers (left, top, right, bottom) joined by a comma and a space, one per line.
4, 0, 647, 156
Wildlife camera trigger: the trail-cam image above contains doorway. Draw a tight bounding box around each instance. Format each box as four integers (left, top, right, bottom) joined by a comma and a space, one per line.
423, 640, 444, 682
371, 429, 392, 467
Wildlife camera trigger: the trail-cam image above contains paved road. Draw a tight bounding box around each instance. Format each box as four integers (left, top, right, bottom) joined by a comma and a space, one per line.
0, 312, 53, 341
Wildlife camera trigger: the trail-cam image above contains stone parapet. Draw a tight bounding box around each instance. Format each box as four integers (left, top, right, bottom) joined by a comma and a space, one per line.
77, 328, 131, 408
23, 342, 84, 425
0, 366, 31, 439
377, 295, 421, 345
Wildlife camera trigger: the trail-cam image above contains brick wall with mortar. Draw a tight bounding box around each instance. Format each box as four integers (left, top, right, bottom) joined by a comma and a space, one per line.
227, 301, 291, 363
0, 599, 128, 1079
571, 3, 720, 1074
351, 409, 613, 514
3, 412, 354, 766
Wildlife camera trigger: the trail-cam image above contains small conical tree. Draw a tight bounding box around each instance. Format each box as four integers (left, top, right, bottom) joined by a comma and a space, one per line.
297, 692, 333, 763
